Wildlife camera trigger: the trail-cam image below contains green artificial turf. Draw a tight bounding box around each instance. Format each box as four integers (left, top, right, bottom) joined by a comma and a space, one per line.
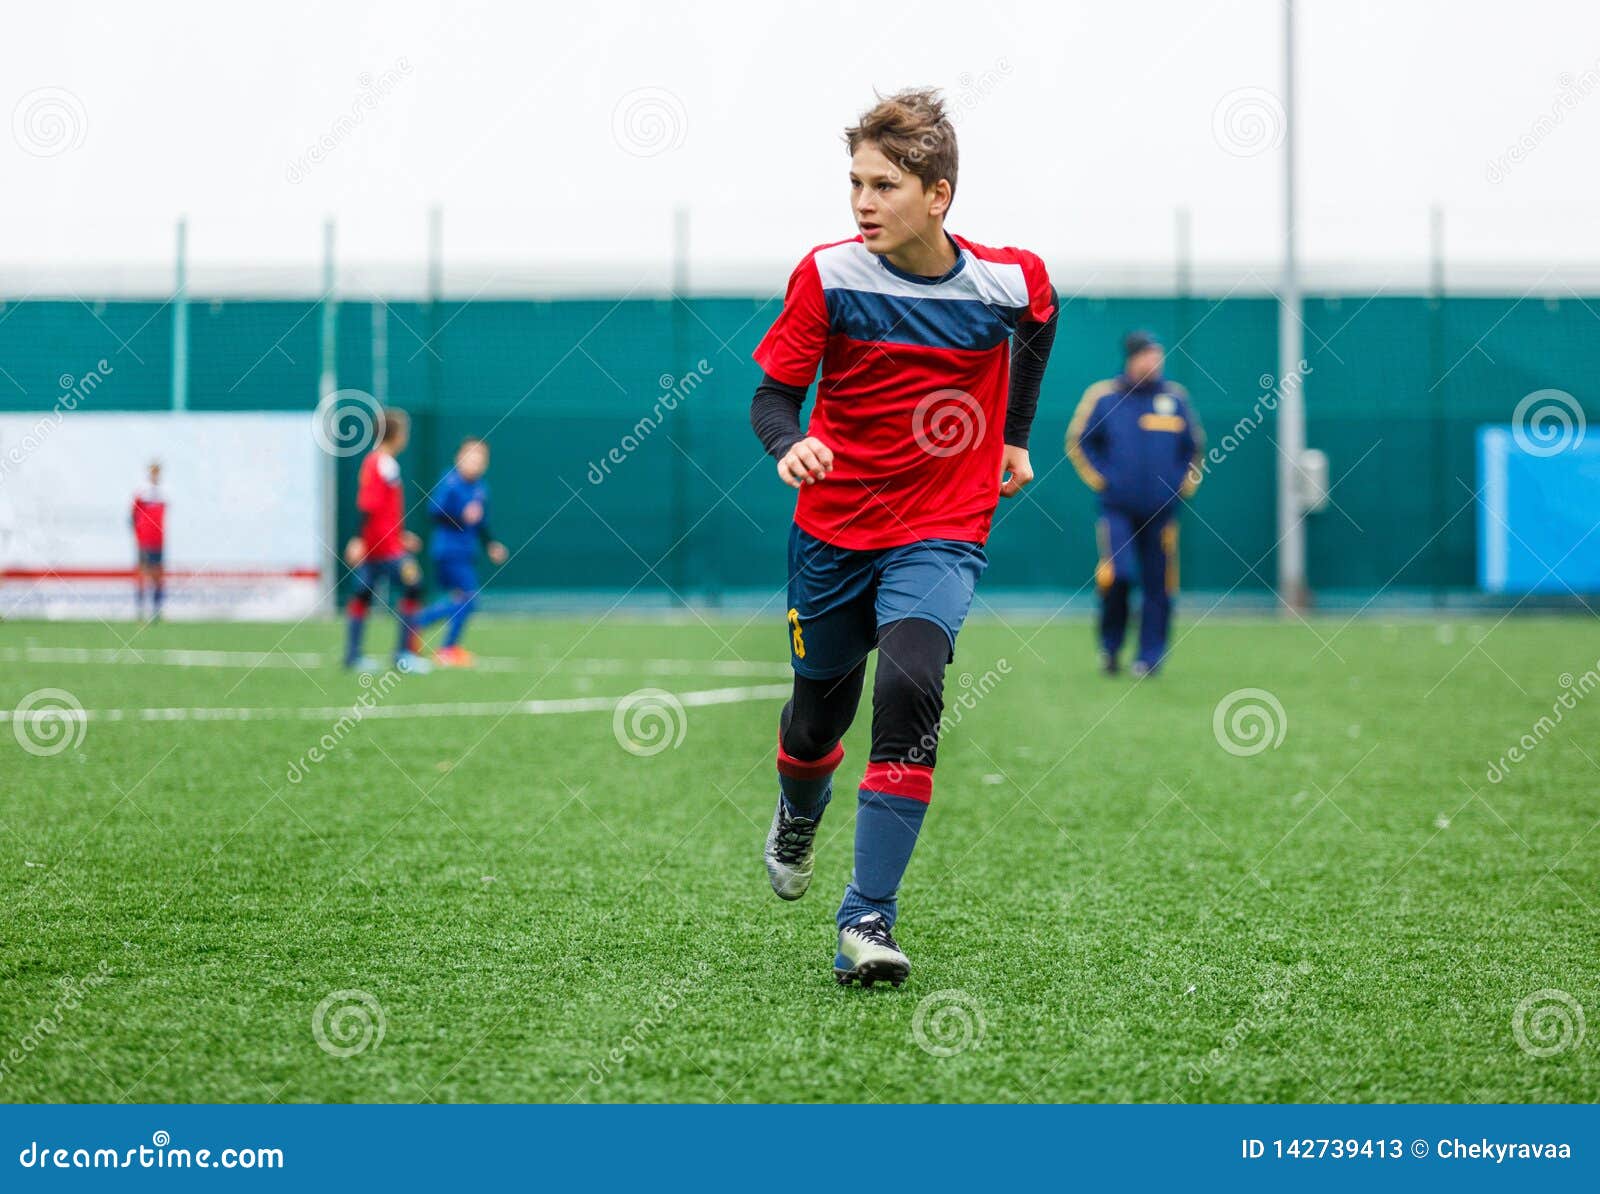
1, 613, 1595, 1103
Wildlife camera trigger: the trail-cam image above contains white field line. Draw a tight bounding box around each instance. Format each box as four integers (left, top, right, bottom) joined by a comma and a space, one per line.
0, 683, 793, 725
0, 645, 790, 677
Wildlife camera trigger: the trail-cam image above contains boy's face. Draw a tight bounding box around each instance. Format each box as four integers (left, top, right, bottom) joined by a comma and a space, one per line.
456, 443, 488, 480
387, 422, 410, 454
849, 142, 947, 259
148, 465, 161, 484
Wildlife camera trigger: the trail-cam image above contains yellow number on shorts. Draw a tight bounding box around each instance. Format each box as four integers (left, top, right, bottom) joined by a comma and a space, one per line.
787, 608, 806, 659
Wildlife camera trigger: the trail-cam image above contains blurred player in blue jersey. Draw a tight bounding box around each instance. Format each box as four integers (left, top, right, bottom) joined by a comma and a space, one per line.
415, 437, 507, 667
1066, 332, 1205, 677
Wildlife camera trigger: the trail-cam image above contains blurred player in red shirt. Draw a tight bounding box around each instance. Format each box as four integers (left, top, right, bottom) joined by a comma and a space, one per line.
343, 409, 430, 673
131, 461, 166, 620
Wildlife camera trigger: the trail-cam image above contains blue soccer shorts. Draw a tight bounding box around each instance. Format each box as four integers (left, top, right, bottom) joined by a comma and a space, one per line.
785, 523, 988, 680
432, 554, 479, 595
353, 555, 422, 599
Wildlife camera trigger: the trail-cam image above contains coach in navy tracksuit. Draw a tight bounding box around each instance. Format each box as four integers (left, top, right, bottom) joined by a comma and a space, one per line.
1066, 332, 1205, 676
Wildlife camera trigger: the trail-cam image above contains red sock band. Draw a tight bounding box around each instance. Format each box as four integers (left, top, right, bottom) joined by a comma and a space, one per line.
347, 597, 370, 618
776, 731, 845, 780
861, 761, 933, 804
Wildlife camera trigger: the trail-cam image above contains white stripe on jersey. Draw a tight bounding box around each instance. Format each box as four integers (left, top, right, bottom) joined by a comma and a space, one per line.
813, 239, 1030, 310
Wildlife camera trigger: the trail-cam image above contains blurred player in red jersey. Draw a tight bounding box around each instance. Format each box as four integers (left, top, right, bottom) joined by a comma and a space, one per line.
131, 461, 167, 620
342, 408, 430, 674
750, 90, 1059, 987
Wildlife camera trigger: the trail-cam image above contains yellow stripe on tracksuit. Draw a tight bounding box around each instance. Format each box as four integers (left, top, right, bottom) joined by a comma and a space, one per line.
1162, 523, 1179, 595
1065, 380, 1116, 492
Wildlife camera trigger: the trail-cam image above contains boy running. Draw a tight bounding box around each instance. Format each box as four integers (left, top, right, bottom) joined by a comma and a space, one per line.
415, 437, 507, 667
751, 89, 1059, 986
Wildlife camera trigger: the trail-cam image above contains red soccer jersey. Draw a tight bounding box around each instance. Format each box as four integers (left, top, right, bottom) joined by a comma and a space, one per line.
131, 486, 166, 549
753, 233, 1055, 550
357, 450, 406, 560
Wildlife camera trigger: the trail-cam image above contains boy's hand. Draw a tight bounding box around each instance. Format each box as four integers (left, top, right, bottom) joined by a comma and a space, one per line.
777, 436, 834, 488
463, 500, 484, 526
998, 445, 1033, 498
343, 536, 366, 567
487, 541, 509, 565
401, 530, 423, 553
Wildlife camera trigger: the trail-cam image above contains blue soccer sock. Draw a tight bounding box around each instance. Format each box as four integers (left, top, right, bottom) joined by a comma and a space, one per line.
835, 766, 932, 929
414, 596, 456, 628
344, 596, 369, 664
443, 595, 476, 648
776, 737, 844, 821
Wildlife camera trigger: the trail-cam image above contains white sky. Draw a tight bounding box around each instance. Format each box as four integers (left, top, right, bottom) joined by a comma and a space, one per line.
5, 0, 1600, 283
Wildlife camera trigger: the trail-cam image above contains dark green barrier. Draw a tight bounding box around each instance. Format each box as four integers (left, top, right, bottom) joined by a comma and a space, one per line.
3, 293, 1594, 601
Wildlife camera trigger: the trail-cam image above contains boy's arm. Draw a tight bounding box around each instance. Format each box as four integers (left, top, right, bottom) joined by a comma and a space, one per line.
751, 252, 832, 488
429, 477, 467, 528
752, 374, 833, 487
750, 374, 808, 460
1003, 287, 1060, 451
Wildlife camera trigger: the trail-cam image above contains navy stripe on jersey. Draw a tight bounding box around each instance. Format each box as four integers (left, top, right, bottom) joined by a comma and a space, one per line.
823, 288, 1024, 353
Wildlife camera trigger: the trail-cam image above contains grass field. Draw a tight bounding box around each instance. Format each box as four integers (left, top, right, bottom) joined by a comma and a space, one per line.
1, 612, 1596, 1104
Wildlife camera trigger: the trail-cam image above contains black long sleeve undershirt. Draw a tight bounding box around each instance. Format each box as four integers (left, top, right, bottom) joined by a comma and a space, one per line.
749, 287, 1060, 457
1004, 290, 1059, 451
750, 375, 808, 460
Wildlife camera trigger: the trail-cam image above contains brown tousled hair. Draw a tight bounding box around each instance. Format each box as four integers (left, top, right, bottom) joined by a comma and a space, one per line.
844, 88, 958, 203
378, 407, 409, 445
